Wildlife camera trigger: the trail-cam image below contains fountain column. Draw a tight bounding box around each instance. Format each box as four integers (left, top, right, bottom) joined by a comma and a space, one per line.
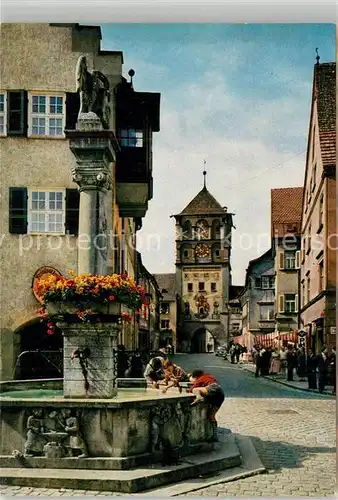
63, 107, 120, 398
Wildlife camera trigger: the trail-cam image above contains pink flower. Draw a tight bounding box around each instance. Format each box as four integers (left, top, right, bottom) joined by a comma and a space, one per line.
108, 295, 116, 301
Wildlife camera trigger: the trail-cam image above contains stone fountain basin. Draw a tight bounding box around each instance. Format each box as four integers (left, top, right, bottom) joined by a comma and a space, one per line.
0, 380, 214, 470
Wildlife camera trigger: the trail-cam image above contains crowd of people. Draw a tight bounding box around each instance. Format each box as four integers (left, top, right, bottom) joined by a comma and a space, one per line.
252, 344, 336, 394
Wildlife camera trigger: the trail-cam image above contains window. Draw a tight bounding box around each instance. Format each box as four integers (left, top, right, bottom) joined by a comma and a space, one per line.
215, 249, 220, 257
319, 194, 324, 230
160, 319, 170, 330
284, 251, 296, 269
307, 275, 311, 303
232, 323, 240, 332
211, 282, 217, 292
198, 282, 205, 291
184, 250, 189, 258
307, 224, 311, 253
255, 277, 261, 288
28, 189, 65, 233
187, 283, 193, 292
160, 302, 170, 315
312, 163, 317, 192
120, 128, 143, 147
319, 261, 324, 292
29, 94, 64, 137
259, 305, 274, 320
301, 281, 305, 308
261, 276, 272, 289
0, 92, 6, 135
285, 294, 297, 313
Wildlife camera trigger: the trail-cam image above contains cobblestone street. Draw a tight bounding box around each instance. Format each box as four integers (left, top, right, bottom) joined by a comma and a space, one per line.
1, 354, 336, 497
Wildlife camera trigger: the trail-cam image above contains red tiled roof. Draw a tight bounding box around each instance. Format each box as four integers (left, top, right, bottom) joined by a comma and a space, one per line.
271, 187, 304, 225
315, 63, 336, 166
177, 187, 226, 216
319, 130, 336, 167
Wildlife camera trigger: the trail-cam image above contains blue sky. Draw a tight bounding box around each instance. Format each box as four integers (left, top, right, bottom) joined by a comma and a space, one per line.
102, 23, 335, 284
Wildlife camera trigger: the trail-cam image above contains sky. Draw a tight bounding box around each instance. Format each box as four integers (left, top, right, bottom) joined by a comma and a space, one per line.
101, 23, 335, 285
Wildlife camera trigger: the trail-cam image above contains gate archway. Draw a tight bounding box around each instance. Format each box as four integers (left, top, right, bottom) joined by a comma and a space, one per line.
190, 327, 207, 353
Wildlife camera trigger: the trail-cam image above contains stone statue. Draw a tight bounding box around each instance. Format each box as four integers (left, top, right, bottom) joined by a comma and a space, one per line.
62, 409, 88, 458
76, 55, 111, 129
24, 408, 45, 457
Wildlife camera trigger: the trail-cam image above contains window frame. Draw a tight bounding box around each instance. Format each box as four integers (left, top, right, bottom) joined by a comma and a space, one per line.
120, 128, 143, 147
259, 304, 274, 320
28, 92, 65, 138
284, 251, 296, 270
261, 276, 271, 289
284, 294, 297, 313
187, 282, 193, 292
198, 282, 205, 291
211, 282, 217, 293
0, 91, 7, 136
28, 188, 66, 234
160, 319, 170, 330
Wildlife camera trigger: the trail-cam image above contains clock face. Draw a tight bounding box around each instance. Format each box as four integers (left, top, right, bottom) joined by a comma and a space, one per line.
195, 243, 211, 260
196, 220, 209, 240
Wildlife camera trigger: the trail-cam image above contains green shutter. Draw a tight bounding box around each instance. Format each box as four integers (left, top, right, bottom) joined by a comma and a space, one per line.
9, 187, 28, 234
65, 92, 80, 130
65, 189, 80, 235
7, 90, 28, 136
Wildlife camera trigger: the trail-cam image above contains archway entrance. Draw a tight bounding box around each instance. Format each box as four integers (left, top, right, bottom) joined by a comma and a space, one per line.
190, 327, 207, 353
15, 319, 63, 379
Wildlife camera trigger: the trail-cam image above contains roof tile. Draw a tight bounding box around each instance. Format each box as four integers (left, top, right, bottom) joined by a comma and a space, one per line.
271, 187, 304, 236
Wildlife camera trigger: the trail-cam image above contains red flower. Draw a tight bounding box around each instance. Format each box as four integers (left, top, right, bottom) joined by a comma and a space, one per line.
108, 295, 116, 301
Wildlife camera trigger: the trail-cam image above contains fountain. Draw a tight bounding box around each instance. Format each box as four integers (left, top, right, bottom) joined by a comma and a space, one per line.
0, 57, 241, 493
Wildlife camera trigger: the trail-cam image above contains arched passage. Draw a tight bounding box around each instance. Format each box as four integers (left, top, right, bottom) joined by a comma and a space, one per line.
15, 319, 63, 380
190, 327, 207, 353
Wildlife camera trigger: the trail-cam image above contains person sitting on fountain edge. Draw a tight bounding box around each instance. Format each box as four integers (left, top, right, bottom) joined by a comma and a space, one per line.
188, 369, 225, 442
143, 356, 165, 388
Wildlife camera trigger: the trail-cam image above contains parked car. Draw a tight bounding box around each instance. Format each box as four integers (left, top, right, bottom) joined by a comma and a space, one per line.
215, 346, 227, 357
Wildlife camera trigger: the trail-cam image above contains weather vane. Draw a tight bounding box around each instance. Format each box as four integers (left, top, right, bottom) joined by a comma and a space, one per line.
203, 160, 207, 188
315, 48, 320, 65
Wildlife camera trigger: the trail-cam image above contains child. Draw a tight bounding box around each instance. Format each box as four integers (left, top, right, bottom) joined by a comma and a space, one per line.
188, 369, 225, 442
161, 359, 189, 393
143, 356, 165, 388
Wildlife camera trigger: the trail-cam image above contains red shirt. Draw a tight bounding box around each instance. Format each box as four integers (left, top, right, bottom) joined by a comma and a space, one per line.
189, 373, 217, 392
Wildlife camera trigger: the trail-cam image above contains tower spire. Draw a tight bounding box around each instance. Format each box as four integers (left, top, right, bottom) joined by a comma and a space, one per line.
203, 160, 207, 189
315, 47, 320, 65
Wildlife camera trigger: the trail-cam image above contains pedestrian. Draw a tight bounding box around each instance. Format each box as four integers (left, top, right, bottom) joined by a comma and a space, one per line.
261, 347, 272, 376
126, 350, 144, 378
254, 345, 264, 378
143, 356, 165, 388
188, 369, 225, 442
229, 344, 236, 364
116, 344, 129, 378
297, 347, 307, 381
269, 348, 280, 375
235, 344, 241, 364
306, 348, 318, 389
279, 346, 287, 376
329, 347, 336, 394
317, 346, 329, 393
286, 344, 295, 381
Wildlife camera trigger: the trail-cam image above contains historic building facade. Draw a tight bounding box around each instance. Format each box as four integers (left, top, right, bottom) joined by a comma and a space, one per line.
154, 274, 178, 351
271, 187, 303, 334
0, 23, 160, 380
173, 175, 234, 352
299, 61, 336, 352
240, 249, 275, 349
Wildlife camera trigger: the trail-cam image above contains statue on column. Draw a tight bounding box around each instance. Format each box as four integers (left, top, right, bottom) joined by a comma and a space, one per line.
76, 55, 111, 129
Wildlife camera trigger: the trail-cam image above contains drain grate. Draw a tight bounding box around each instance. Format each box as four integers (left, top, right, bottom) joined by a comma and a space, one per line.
267, 409, 299, 414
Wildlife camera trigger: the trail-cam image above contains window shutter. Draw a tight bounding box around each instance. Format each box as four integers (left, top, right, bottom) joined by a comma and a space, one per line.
278, 294, 285, 313
65, 92, 80, 130
279, 251, 284, 270
9, 187, 28, 234
294, 294, 298, 313
7, 90, 28, 136
295, 251, 300, 269
65, 188, 80, 235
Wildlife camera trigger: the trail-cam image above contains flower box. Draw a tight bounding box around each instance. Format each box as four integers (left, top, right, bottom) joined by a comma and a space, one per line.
45, 301, 122, 318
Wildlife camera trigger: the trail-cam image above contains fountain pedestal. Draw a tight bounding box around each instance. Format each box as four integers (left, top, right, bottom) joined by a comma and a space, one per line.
61, 322, 120, 399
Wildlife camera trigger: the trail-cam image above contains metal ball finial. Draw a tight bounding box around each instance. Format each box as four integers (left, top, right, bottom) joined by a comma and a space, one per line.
315, 47, 320, 65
